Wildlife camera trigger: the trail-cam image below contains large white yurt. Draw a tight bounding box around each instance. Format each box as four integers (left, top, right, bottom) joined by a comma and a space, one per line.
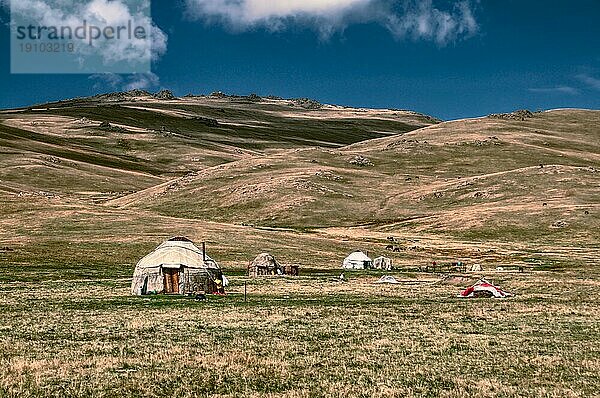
131, 237, 224, 295
342, 251, 373, 270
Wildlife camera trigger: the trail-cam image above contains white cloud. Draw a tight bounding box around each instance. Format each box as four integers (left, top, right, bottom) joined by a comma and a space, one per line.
185, 0, 478, 44
123, 72, 160, 90
10, 0, 167, 68
90, 72, 160, 91
529, 86, 579, 95
576, 73, 600, 91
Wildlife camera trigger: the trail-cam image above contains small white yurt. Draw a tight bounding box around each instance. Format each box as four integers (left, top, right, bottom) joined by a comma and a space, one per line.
131, 237, 224, 295
342, 251, 372, 270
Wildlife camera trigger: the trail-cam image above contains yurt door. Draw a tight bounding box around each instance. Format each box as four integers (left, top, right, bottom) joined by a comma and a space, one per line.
164, 269, 180, 294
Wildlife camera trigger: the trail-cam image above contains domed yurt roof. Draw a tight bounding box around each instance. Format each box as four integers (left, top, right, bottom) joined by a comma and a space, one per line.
342, 250, 373, 270
136, 237, 220, 270
344, 251, 372, 263
251, 253, 280, 268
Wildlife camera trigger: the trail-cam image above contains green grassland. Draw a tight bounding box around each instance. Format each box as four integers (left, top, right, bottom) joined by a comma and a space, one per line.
1, 265, 598, 397
0, 94, 598, 397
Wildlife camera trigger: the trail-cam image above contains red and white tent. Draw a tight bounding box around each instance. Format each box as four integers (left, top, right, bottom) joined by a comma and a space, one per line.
459, 279, 513, 298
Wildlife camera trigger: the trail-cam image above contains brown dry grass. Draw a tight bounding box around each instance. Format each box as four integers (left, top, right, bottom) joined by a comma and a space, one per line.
1, 269, 599, 398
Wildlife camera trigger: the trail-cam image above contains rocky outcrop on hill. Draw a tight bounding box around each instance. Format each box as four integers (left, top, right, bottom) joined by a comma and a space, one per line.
291, 98, 323, 110
128, 89, 152, 97
94, 90, 152, 102
488, 109, 536, 121
348, 155, 374, 167
246, 93, 262, 102
153, 90, 176, 100
91, 89, 176, 102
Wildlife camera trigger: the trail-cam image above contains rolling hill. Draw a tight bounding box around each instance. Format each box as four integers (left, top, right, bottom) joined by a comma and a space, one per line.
0, 91, 437, 200
0, 92, 598, 272
108, 108, 600, 246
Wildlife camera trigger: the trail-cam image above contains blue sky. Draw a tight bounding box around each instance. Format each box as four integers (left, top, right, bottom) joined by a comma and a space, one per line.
1, 0, 599, 120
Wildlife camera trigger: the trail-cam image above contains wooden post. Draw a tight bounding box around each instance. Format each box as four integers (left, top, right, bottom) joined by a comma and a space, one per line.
202, 242, 206, 262
244, 281, 247, 302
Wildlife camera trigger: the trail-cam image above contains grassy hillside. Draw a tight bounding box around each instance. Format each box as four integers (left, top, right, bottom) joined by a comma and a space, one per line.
110, 109, 600, 246
1, 98, 597, 265
0, 92, 436, 200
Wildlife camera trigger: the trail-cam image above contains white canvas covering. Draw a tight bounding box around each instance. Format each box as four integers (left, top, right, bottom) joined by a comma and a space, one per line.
135, 239, 220, 270
131, 237, 223, 295
342, 251, 372, 270
373, 256, 393, 270
459, 279, 513, 298
375, 275, 400, 284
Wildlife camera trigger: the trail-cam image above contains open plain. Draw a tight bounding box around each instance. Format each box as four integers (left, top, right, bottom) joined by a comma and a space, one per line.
0, 92, 598, 397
